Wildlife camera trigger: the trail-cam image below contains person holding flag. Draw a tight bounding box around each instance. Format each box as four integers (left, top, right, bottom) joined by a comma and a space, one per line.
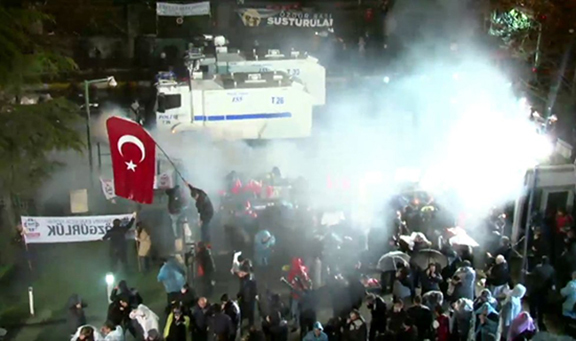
186, 183, 214, 245
102, 213, 136, 272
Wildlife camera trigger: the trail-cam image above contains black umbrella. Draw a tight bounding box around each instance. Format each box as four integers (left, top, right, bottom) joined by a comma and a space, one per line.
411, 249, 447, 269
377, 251, 410, 272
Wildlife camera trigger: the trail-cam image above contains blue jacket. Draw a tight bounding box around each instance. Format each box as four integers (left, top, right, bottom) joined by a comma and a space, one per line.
254, 230, 276, 266
561, 279, 576, 319
157, 259, 186, 293
475, 302, 499, 341
500, 284, 526, 331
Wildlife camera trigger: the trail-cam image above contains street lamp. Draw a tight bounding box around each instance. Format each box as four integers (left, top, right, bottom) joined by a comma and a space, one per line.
84, 76, 117, 177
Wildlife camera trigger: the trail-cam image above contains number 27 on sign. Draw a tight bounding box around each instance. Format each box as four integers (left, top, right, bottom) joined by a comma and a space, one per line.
271, 97, 284, 104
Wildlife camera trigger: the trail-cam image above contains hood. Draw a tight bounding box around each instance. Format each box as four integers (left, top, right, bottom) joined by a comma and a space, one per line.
475, 302, 498, 317
292, 257, 304, 270
454, 298, 473, 313
313, 321, 324, 331
510, 284, 526, 299
479, 289, 492, 299
257, 230, 272, 241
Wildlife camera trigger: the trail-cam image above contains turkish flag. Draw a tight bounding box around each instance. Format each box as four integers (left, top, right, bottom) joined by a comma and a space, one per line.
106, 117, 156, 204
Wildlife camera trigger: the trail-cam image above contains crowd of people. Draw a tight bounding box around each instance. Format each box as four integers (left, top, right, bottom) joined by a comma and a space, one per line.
66, 170, 576, 341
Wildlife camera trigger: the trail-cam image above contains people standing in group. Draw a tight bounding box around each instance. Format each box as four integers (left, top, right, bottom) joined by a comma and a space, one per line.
407, 295, 433, 340
237, 261, 258, 327
366, 294, 386, 341
221, 294, 241, 341
210, 303, 235, 341
187, 183, 214, 245
102, 214, 135, 272
191, 297, 210, 341
419, 263, 442, 294
109, 280, 143, 310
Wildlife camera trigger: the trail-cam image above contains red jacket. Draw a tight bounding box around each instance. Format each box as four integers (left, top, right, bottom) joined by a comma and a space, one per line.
556, 214, 573, 233
436, 314, 450, 341
287, 258, 310, 300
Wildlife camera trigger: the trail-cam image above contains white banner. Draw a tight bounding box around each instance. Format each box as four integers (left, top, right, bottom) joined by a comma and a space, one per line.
21, 214, 135, 244
157, 2, 210, 17
100, 171, 175, 200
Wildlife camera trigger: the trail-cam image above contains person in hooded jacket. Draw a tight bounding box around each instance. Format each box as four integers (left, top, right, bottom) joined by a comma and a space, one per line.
473, 289, 498, 312
343, 310, 367, 341
422, 290, 443, 312
130, 304, 160, 340
196, 241, 216, 298
187, 184, 214, 245
210, 304, 234, 341
107, 295, 131, 331
406, 295, 433, 341
561, 270, 576, 336
386, 299, 408, 339
303, 322, 329, 341
499, 284, 526, 339
101, 321, 124, 341
508, 311, 536, 341
177, 283, 197, 317
67, 294, 87, 334
110, 280, 143, 309
451, 260, 476, 302
71, 325, 104, 341
366, 294, 386, 341
221, 294, 241, 341
486, 255, 510, 300
102, 215, 135, 271
474, 302, 499, 341
164, 306, 190, 341
288, 258, 312, 331
254, 229, 276, 272
158, 257, 187, 305
392, 265, 413, 302
262, 310, 289, 341
450, 298, 473, 341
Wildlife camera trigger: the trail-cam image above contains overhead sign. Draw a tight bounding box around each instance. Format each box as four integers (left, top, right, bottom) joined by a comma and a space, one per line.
21, 214, 135, 244
157, 2, 210, 17
237, 9, 333, 28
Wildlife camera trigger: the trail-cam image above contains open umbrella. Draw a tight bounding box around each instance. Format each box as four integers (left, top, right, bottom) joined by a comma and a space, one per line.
449, 233, 479, 248
377, 251, 410, 272
411, 249, 448, 269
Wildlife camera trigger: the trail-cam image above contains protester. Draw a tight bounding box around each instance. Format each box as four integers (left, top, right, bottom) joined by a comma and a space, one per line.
526, 255, 555, 331
129, 304, 160, 340
136, 222, 152, 272
221, 293, 241, 341
392, 264, 413, 302
102, 215, 135, 271
67, 294, 87, 334
473, 289, 498, 312
254, 229, 276, 272
237, 261, 258, 326
386, 299, 408, 338
288, 257, 311, 331
187, 184, 214, 244
422, 290, 443, 312
196, 241, 216, 297
107, 295, 131, 331
366, 294, 387, 341
500, 284, 527, 339
262, 310, 289, 341
420, 263, 442, 294
177, 283, 197, 316
71, 325, 104, 341
110, 280, 143, 309
561, 271, 576, 336
164, 307, 190, 341
451, 260, 476, 301
451, 298, 473, 341
147, 329, 164, 341
508, 311, 536, 341
211, 303, 235, 341
486, 255, 510, 300
158, 257, 186, 305
343, 309, 367, 341
191, 297, 210, 341
101, 321, 124, 341
433, 306, 450, 341
406, 295, 433, 340
474, 302, 499, 341
303, 322, 329, 341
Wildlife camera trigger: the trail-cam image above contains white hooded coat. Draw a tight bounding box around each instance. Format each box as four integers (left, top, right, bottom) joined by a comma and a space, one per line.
129, 304, 159, 339
70, 325, 104, 341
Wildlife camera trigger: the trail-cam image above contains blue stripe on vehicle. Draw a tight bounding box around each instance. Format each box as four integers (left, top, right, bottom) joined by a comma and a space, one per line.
193, 112, 292, 121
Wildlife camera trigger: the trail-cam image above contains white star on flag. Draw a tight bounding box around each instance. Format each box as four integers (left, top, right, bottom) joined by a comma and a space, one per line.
125, 160, 137, 171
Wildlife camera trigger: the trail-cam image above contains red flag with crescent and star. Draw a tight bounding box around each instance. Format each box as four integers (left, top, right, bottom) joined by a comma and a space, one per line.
106, 116, 156, 204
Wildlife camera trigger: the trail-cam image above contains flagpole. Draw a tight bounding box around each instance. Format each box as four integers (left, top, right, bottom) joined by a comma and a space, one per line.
154, 141, 187, 183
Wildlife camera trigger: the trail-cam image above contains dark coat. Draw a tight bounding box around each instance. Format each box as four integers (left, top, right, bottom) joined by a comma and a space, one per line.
487, 263, 510, 287
210, 312, 234, 339
110, 284, 143, 309
190, 186, 214, 223
178, 288, 197, 315
196, 247, 216, 277
407, 304, 433, 340
192, 305, 209, 332
367, 296, 387, 327
419, 270, 442, 293
262, 313, 289, 341
238, 275, 258, 305
66, 294, 87, 332
343, 317, 367, 341
107, 301, 130, 327
103, 218, 134, 250
223, 300, 241, 330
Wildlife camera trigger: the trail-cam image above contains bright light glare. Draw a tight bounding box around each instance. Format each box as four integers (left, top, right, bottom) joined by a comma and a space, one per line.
105, 273, 115, 285
383, 76, 390, 84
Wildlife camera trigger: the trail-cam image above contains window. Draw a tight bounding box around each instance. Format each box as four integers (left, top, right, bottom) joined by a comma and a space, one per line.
157, 94, 182, 113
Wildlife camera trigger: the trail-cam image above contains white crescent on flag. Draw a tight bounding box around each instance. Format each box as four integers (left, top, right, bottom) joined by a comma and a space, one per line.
117, 135, 146, 162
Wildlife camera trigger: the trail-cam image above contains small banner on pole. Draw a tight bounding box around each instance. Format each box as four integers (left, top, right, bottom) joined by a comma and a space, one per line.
157, 2, 211, 17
